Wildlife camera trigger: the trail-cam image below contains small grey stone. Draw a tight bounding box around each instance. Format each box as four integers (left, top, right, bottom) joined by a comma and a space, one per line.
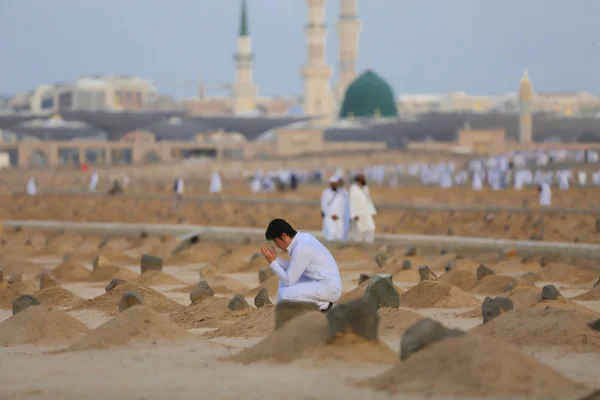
405, 245, 417, 257
8, 273, 22, 284
530, 233, 544, 241
445, 261, 456, 272
532, 217, 544, 228
254, 288, 272, 308
0, 268, 3, 283
62, 254, 71, 262
482, 296, 514, 323
39, 269, 58, 290
275, 301, 320, 329
141, 254, 163, 273
12, 295, 41, 315
504, 224, 510, 232
140, 231, 149, 239
440, 248, 448, 255
228, 294, 250, 311
401, 259, 412, 270
119, 290, 143, 312
587, 319, 600, 331
358, 273, 371, 285
521, 255, 532, 264
418, 265, 437, 282
476, 264, 495, 281
447, 227, 454, 236
541, 285, 560, 300
594, 277, 599, 288
540, 256, 551, 267
249, 253, 261, 262
595, 219, 600, 233
189, 281, 214, 303
327, 299, 379, 342
574, 237, 581, 243
400, 318, 465, 360
258, 267, 275, 284
105, 278, 126, 293
375, 245, 392, 268
363, 275, 400, 309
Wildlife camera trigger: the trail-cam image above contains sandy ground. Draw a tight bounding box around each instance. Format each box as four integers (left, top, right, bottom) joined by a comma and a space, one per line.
0, 228, 599, 399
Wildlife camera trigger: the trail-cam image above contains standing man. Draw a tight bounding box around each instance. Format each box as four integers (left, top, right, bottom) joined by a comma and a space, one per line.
321, 176, 346, 242
539, 182, 552, 206
89, 170, 99, 193
26, 177, 37, 196
349, 173, 377, 243
209, 170, 222, 194
336, 176, 351, 242
320, 176, 336, 239
172, 174, 184, 210
260, 219, 342, 311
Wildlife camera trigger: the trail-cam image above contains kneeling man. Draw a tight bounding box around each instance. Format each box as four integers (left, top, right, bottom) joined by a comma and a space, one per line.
261, 219, 342, 311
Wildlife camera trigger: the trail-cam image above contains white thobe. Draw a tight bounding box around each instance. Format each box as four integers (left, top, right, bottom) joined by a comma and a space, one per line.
578, 172, 587, 186
558, 171, 569, 191
209, 172, 222, 193
593, 172, 600, 185
349, 183, 377, 242
175, 178, 184, 194
472, 173, 482, 191
439, 171, 452, 189
269, 232, 342, 310
251, 178, 262, 193
320, 188, 335, 238
323, 190, 346, 242
539, 183, 552, 206
89, 172, 99, 193
514, 171, 523, 190
26, 179, 37, 196
339, 188, 351, 241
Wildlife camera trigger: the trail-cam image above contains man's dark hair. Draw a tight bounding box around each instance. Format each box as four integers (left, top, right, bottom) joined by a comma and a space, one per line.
265, 218, 297, 240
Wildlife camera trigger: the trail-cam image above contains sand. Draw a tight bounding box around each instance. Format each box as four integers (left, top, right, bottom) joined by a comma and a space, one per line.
471, 274, 519, 295
202, 305, 276, 339
244, 275, 279, 298
535, 262, 598, 285
65, 305, 194, 351
0, 256, 45, 275
135, 270, 184, 286
229, 312, 397, 365
168, 244, 227, 265
0, 305, 90, 346
0, 280, 39, 308
365, 334, 587, 398
71, 282, 183, 315
437, 269, 478, 291
88, 263, 139, 282
573, 285, 600, 300
34, 286, 83, 307
52, 260, 91, 282
338, 280, 405, 304
170, 297, 232, 329
400, 280, 480, 309
473, 301, 600, 352
378, 308, 424, 336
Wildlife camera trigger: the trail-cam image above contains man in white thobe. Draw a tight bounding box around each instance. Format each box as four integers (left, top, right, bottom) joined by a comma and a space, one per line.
89, 170, 99, 193
172, 175, 184, 210
209, 171, 222, 193
539, 182, 552, 206
349, 174, 377, 243
320, 176, 337, 239
336, 176, 351, 242
558, 170, 570, 191
322, 176, 346, 242
472, 172, 483, 191
26, 177, 37, 196
578, 171, 587, 187
261, 219, 342, 311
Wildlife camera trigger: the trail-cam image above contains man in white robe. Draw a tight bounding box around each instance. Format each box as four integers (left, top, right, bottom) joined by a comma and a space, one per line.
322, 176, 346, 242
209, 171, 222, 193
472, 172, 482, 191
320, 177, 337, 239
172, 174, 184, 210
89, 170, 99, 193
558, 169, 570, 191
349, 174, 377, 243
336, 176, 351, 242
539, 182, 552, 206
578, 171, 587, 187
26, 177, 37, 196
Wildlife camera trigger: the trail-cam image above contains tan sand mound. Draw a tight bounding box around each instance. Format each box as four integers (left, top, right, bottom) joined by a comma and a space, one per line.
168, 244, 227, 265
400, 280, 479, 309
170, 297, 232, 329
88, 263, 139, 282
244, 275, 279, 298
457, 287, 543, 319
473, 301, 600, 352
208, 245, 262, 273
40, 233, 83, 255
52, 260, 91, 282
378, 308, 424, 336
34, 286, 83, 307
535, 262, 598, 285
0, 256, 45, 275
0, 280, 40, 308
135, 270, 183, 286
332, 247, 372, 264
203, 305, 276, 339
471, 274, 519, 295
229, 312, 396, 364
168, 273, 247, 295
96, 249, 138, 264
438, 269, 478, 291
65, 305, 194, 351
338, 280, 405, 304
71, 282, 183, 315
365, 334, 586, 398
0, 305, 90, 346
573, 284, 600, 301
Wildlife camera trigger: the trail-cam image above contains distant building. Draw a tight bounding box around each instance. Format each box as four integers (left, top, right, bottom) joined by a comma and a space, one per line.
339, 70, 397, 119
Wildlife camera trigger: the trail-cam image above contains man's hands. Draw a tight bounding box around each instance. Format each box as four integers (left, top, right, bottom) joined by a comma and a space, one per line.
260, 244, 276, 263
354, 216, 359, 221
331, 215, 339, 221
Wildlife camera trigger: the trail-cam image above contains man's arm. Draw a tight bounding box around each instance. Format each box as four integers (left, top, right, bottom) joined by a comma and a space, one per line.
275, 257, 290, 269
269, 247, 311, 286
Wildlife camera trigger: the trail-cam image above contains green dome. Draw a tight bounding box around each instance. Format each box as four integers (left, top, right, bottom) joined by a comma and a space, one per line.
339, 70, 398, 119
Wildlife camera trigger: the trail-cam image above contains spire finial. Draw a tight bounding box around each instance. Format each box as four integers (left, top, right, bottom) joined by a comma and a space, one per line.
523, 68, 529, 78
239, 0, 249, 36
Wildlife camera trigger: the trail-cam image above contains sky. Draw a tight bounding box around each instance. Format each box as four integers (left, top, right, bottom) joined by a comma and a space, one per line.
1, 0, 600, 99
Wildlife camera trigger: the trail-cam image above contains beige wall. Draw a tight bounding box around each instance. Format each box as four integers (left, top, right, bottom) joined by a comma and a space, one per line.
276, 128, 324, 156
458, 128, 506, 155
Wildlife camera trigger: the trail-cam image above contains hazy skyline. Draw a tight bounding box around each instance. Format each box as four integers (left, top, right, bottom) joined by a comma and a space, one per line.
1, 0, 600, 99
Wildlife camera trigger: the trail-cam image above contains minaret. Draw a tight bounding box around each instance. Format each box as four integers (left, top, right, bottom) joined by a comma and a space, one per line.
302, 0, 333, 121
233, 0, 258, 114
336, 0, 361, 99
519, 68, 534, 143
